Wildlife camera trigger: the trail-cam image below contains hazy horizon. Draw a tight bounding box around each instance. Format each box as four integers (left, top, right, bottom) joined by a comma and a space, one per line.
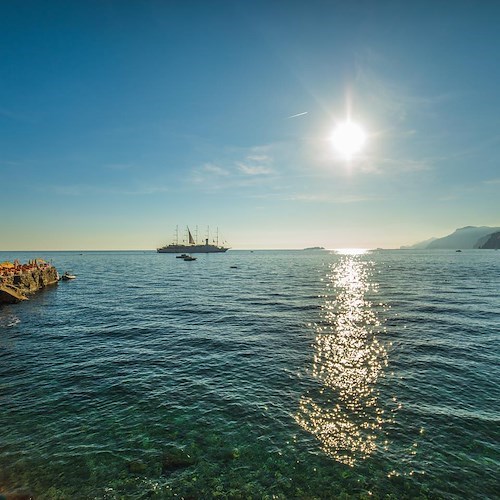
1, 1, 499, 250
1, 225, 499, 252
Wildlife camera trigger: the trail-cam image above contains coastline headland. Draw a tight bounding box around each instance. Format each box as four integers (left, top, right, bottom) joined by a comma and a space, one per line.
0, 259, 59, 304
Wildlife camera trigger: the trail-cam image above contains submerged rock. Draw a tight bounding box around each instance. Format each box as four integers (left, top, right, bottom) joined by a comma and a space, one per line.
162, 447, 197, 474
127, 460, 147, 474
213, 447, 240, 462
0, 490, 35, 500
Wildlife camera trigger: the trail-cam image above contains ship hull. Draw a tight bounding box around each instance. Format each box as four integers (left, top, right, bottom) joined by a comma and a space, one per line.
157, 244, 228, 253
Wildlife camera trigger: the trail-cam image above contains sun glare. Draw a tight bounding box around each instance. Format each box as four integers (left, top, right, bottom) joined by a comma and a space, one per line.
331, 121, 367, 160
335, 248, 369, 255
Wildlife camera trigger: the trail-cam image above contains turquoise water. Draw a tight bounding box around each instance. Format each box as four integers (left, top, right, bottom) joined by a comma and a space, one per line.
0, 250, 498, 499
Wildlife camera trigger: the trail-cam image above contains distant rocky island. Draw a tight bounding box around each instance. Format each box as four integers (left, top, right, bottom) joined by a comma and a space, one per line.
303, 246, 325, 250
402, 226, 500, 250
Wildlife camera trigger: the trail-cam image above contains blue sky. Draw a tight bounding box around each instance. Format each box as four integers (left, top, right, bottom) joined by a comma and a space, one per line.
1, 0, 499, 250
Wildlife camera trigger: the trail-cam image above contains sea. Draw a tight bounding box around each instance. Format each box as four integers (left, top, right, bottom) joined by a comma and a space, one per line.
0, 249, 498, 499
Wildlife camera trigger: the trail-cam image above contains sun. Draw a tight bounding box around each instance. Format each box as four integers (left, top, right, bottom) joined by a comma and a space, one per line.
331, 121, 367, 160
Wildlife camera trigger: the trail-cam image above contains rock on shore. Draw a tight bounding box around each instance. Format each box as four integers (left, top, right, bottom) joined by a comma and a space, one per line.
0, 262, 59, 303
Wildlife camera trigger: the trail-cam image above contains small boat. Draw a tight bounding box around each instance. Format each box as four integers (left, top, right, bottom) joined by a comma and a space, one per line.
61, 272, 76, 280
176, 254, 189, 259
183, 256, 196, 261
456, 250, 462, 253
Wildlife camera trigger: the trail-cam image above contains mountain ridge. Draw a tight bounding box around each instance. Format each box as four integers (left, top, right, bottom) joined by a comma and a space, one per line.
477, 231, 500, 249
402, 226, 500, 250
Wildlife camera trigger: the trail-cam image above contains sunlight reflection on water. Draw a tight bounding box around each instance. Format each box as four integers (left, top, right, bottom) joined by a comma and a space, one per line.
296, 252, 388, 466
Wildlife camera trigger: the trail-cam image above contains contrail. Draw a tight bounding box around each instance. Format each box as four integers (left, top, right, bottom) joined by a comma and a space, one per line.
286, 111, 308, 119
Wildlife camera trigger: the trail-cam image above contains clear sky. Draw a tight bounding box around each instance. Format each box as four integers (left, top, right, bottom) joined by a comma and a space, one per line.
1, 0, 499, 250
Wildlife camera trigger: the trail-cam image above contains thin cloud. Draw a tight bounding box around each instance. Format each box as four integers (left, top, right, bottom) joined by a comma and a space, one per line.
105, 163, 135, 171
237, 162, 273, 175
0, 159, 21, 167
0, 107, 37, 123
368, 157, 433, 174
287, 111, 308, 119
201, 163, 230, 176
284, 193, 382, 204
247, 154, 271, 162
49, 183, 169, 196
353, 53, 459, 124
237, 151, 274, 176
188, 142, 290, 192
249, 191, 381, 204
483, 178, 500, 185
191, 163, 230, 184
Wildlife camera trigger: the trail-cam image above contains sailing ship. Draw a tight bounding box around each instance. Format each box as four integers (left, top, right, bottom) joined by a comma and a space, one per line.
157, 226, 229, 253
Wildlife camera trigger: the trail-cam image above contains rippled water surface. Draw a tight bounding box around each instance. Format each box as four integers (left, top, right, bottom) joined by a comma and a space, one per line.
1, 250, 498, 499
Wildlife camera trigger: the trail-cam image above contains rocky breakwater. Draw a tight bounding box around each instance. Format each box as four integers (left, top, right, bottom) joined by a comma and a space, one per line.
0, 259, 59, 304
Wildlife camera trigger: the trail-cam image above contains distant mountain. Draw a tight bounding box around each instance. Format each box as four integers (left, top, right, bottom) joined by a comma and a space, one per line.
477, 231, 500, 249
403, 226, 500, 250
400, 237, 437, 250
428, 226, 500, 249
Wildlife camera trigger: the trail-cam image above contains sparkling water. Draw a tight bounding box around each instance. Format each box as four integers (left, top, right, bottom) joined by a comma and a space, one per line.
1, 250, 498, 498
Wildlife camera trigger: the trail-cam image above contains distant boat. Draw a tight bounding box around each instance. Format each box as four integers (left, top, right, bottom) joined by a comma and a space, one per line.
183, 256, 196, 261
176, 254, 189, 259
157, 226, 229, 254
456, 250, 462, 253
61, 272, 76, 280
